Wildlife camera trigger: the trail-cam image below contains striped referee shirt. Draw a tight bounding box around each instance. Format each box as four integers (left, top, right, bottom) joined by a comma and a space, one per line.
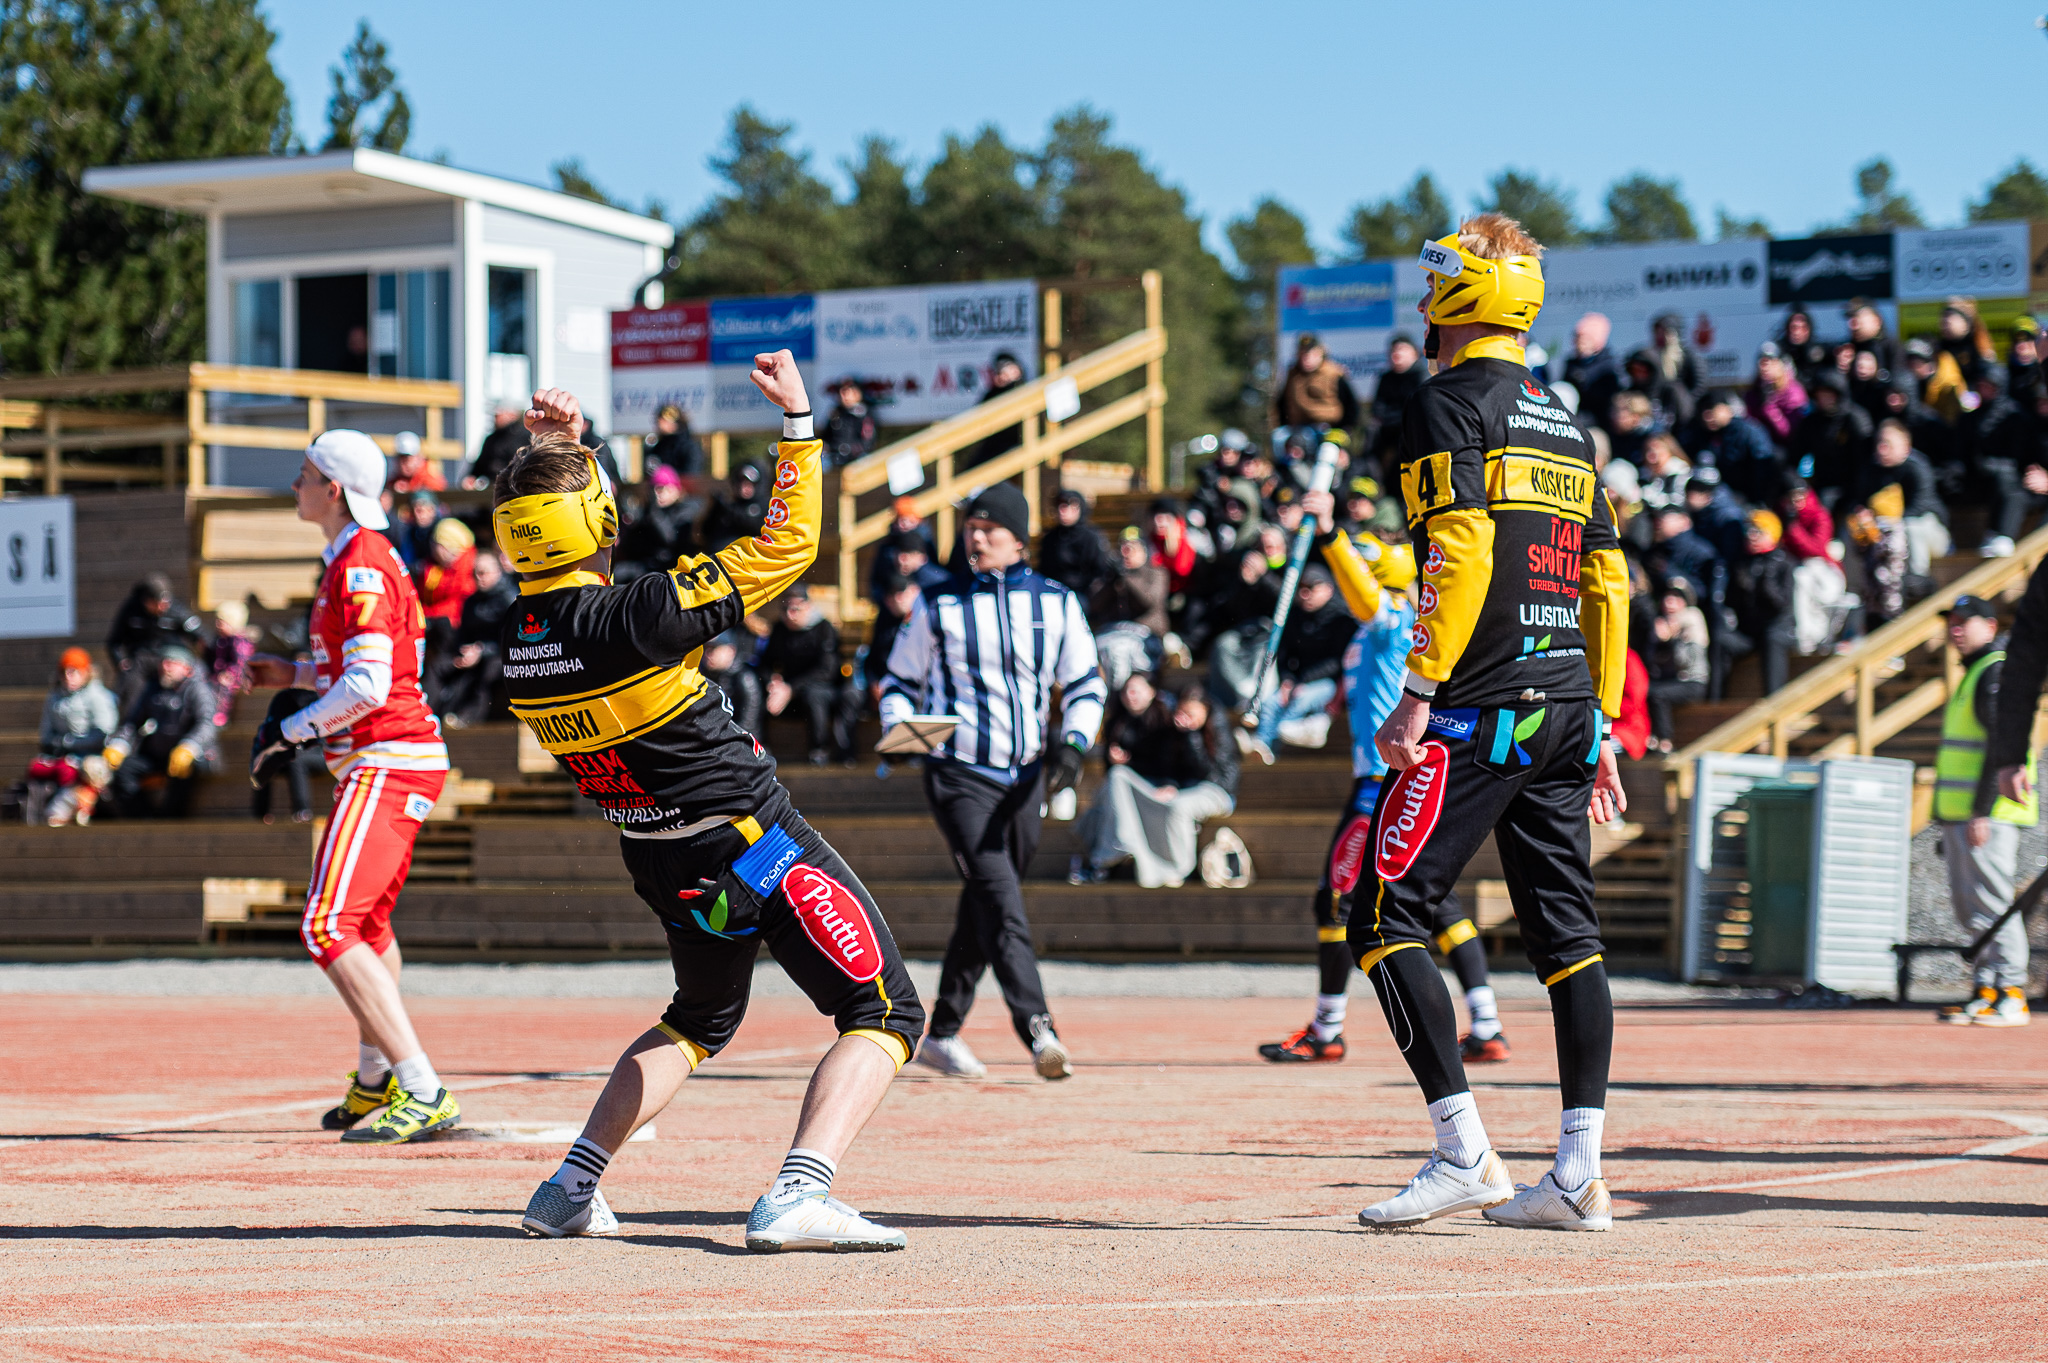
878, 561, 1105, 785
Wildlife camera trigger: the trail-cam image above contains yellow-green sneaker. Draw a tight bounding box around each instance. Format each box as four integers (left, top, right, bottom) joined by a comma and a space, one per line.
339, 1085, 460, 1145
320, 1070, 399, 1131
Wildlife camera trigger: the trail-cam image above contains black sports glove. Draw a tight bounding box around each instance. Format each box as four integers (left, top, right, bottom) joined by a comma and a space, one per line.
1045, 742, 1085, 796
249, 688, 317, 788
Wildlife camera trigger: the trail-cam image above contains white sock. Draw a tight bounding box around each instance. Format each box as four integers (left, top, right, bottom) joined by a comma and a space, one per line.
549, 1137, 612, 1205
357, 1043, 390, 1087
391, 1053, 440, 1098
1428, 1091, 1490, 1167
768, 1147, 837, 1204
1553, 1107, 1605, 1189
1310, 993, 1348, 1041
1464, 986, 1500, 1041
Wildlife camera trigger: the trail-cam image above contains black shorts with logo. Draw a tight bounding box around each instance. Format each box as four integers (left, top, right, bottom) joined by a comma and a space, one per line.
618, 784, 924, 1061
1347, 699, 1604, 982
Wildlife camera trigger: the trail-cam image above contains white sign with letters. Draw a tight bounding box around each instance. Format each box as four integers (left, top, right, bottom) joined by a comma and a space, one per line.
0, 496, 75, 639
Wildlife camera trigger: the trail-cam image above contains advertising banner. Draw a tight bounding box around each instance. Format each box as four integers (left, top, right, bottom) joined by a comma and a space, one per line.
1533, 239, 1771, 384
1767, 234, 1893, 305
1894, 223, 2030, 302
0, 496, 74, 639
608, 301, 711, 435
707, 294, 816, 431
1275, 263, 1403, 389
814, 281, 1036, 426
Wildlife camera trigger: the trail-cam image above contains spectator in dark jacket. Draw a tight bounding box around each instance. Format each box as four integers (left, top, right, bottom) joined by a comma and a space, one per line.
701, 462, 768, 551
858, 574, 922, 730
822, 379, 879, 469
1184, 545, 1280, 660
616, 464, 702, 579
1846, 419, 1950, 622
468, 406, 526, 489
1846, 301, 1900, 381
1682, 392, 1783, 507
1073, 678, 1239, 887
1779, 310, 1830, 392
1273, 335, 1360, 449
106, 573, 202, 711
760, 585, 853, 763
1623, 347, 1695, 431
1729, 509, 1797, 694
1684, 469, 1751, 567
1967, 365, 2036, 555
1251, 564, 1352, 758
702, 629, 763, 737
1788, 369, 1873, 502
962, 352, 1028, 471
1367, 333, 1425, 477
1038, 489, 1115, 600
105, 646, 218, 818
1648, 507, 1725, 609
1650, 312, 1707, 407
643, 404, 705, 479
434, 549, 518, 727
1564, 313, 1625, 438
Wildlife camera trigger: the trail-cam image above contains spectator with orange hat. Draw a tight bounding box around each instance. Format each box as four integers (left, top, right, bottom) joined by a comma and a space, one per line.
26, 647, 118, 825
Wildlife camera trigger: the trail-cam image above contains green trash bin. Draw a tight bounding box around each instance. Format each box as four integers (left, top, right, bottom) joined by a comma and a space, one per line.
1741, 780, 1814, 978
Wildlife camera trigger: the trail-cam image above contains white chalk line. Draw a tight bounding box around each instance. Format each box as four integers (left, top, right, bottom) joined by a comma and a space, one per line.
0, 1045, 824, 1145
1629, 1112, 2048, 1197
5, 1258, 2048, 1337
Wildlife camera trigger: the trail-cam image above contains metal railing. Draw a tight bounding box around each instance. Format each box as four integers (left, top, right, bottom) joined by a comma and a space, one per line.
1662, 522, 2048, 800
830, 270, 1166, 621
0, 363, 463, 493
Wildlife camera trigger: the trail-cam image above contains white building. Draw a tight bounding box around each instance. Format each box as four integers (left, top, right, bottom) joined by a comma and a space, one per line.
84, 148, 673, 485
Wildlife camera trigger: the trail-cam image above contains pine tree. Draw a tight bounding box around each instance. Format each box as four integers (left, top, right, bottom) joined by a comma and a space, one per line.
1969, 159, 2048, 223
1822, 157, 1921, 235
1715, 208, 1771, 240
322, 20, 409, 153
0, 0, 292, 374
1341, 172, 1452, 260
1225, 198, 1315, 427
1599, 173, 1696, 243
552, 157, 619, 207
914, 126, 1048, 283
670, 106, 853, 296
1476, 169, 1583, 248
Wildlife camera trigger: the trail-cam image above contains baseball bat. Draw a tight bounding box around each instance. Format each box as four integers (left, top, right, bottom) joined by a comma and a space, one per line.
1243, 439, 1344, 726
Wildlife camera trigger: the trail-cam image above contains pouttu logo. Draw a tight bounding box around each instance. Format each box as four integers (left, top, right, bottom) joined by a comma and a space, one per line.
1374, 742, 1449, 881
783, 864, 883, 981
1329, 815, 1373, 894
516, 615, 550, 643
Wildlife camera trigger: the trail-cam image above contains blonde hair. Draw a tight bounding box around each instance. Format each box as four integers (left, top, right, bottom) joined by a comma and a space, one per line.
1457, 212, 1544, 261
494, 432, 597, 504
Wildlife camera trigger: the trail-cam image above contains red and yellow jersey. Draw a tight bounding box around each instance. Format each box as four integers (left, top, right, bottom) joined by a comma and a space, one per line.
309, 524, 448, 777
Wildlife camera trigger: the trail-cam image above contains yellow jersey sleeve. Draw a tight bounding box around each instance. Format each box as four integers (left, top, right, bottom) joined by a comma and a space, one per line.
711, 436, 823, 615
1316, 531, 1382, 623
1579, 490, 1629, 718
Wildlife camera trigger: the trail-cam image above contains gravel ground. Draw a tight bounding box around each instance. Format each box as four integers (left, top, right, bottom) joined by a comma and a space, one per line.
0, 957, 1731, 1002
1905, 820, 2048, 996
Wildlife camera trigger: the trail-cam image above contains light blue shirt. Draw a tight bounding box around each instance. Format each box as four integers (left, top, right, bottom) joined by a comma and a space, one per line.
1344, 591, 1414, 780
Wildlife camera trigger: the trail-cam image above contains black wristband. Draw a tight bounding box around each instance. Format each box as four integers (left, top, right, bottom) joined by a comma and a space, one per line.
783, 409, 812, 419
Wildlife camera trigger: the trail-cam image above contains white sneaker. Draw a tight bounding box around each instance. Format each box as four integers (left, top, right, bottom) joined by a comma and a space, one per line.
1482, 1172, 1612, 1231
1244, 735, 1276, 766
914, 1034, 987, 1078
745, 1191, 906, 1253
1942, 986, 1999, 1025
521, 1182, 620, 1237
1358, 1149, 1512, 1230
1976, 989, 2031, 1027
1278, 714, 1331, 749
1032, 1030, 1073, 1080
1982, 535, 2017, 558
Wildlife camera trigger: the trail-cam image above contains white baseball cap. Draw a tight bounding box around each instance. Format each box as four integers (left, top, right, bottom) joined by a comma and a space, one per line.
394, 430, 421, 457
305, 429, 390, 530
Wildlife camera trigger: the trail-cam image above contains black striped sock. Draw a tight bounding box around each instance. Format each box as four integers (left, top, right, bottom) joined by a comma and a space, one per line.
769, 1147, 836, 1202
550, 1137, 612, 1204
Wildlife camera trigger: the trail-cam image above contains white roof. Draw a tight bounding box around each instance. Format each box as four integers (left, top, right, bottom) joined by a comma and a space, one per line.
83, 148, 675, 247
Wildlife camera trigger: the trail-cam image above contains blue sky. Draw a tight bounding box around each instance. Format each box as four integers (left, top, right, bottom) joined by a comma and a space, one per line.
260, 0, 2048, 260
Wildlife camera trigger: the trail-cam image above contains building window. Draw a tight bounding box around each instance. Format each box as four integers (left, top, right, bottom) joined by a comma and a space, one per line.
370, 268, 451, 380
232, 279, 281, 368
486, 266, 535, 408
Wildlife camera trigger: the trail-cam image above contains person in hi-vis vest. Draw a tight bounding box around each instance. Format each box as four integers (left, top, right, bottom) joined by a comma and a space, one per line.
1936, 595, 2034, 1027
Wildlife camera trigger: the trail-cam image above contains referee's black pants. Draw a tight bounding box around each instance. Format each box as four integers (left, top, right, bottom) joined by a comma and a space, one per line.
925, 759, 1053, 1046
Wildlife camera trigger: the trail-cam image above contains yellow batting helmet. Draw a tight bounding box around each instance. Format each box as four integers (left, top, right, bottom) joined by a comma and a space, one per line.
1354, 532, 1417, 591
491, 452, 618, 573
1418, 235, 1545, 332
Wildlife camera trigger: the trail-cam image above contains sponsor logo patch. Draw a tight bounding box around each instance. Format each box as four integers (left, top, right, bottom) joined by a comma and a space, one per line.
763, 497, 791, 530
1423, 543, 1445, 575
1416, 583, 1439, 615
685, 887, 755, 938
1520, 379, 1550, 404
345, 567, 384, 594
516, 614, 550, 643
1410, 622, 1432, 654
1329, 815, 1373, 894
1374, 742, 1450, 881
1425, 707, 1479, 740
775, 460, 800, 491
782, 863, 884, 981
402, 792, 435, 822
733, 825, 803, 897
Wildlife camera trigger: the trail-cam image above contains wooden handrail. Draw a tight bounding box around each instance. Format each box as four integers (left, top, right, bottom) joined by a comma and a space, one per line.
1663, 521, 2048, 797
832, 270, 1168, 620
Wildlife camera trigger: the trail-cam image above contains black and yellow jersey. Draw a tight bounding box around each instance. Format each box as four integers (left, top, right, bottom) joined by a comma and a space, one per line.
501, 435, 823, 832
1395, 337, 1629, 717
